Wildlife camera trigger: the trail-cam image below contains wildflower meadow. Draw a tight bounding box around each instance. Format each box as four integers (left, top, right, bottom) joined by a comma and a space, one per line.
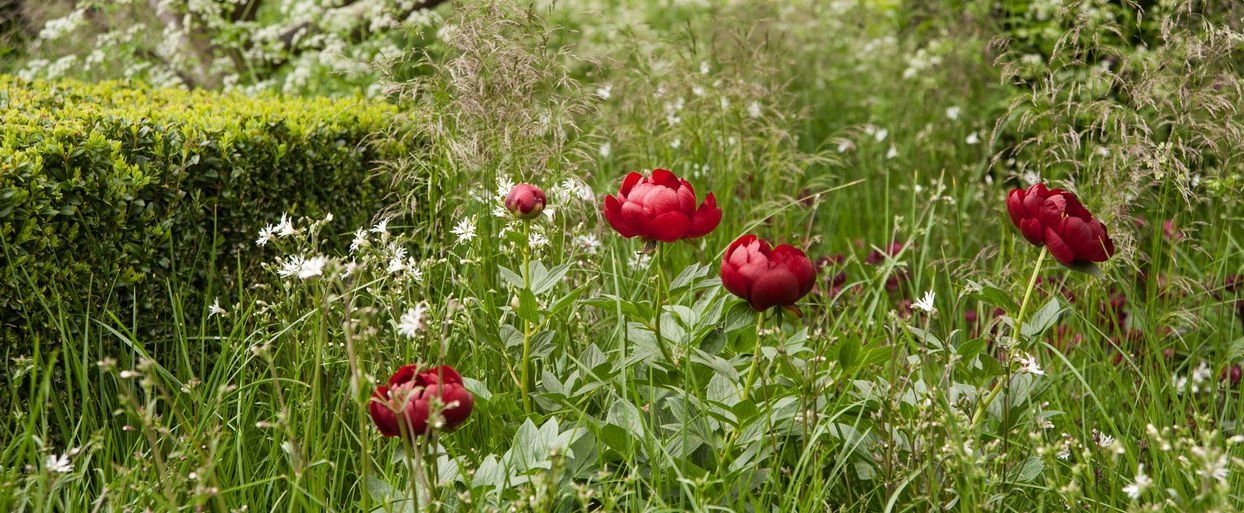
3, 0, 1244, 511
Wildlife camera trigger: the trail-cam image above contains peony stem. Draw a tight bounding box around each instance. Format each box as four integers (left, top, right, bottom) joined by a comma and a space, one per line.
741, 309, 765, 400
520, 221, 534, 415
969, 247, 1047, 429
652, 243, 676, 365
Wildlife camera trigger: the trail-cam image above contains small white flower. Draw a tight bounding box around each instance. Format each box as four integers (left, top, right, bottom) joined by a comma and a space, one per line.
837, 140, 852, 153
1122, 464, 1151, 499
885, 146, 898, 159
1015, 352, 1045, 376
370, 218, 391, 235
255, 225, 277, 247
495, 176, 515, 200
912, 291, 936, 313
965, 131, 980, 145
387, 246, 409, 273
595, 84, 612, 99
397, 303, 428, 338
529, 232, 549, 248
945, 106, 960, 120
692, 86, 705, 97
874, 128, 888, 142
699, 61, 710, 74
275, 213, 297, 237
748, 101, 762, 118
1192, 361, 1212, 384
452, 217, 477, 245
670, 138, 682, 149
574, 234, 601, 254
298, 256, 327, 279
45, 453, 72, 474
277, 255, 327, 280
350, 228, 370, 253
599, 141, 612, 158
208, 297, 227, 318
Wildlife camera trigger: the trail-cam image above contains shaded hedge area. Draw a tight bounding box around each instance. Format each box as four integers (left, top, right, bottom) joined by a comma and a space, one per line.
0, 76, 409, 346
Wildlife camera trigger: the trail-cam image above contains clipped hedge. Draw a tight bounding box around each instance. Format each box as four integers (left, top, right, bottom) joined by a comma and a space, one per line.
0, 76, 408, 344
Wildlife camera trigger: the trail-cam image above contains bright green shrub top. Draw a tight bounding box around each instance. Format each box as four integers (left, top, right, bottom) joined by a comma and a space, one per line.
0, 76, 408, 341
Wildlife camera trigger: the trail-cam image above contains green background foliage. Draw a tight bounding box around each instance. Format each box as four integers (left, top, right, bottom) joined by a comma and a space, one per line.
0, 76, 408, 345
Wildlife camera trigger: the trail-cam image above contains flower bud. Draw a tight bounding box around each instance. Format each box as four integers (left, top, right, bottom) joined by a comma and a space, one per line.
505, 184, 546, 220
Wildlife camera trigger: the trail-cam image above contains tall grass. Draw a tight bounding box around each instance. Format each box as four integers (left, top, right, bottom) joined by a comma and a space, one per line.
3, 0, 1244, 512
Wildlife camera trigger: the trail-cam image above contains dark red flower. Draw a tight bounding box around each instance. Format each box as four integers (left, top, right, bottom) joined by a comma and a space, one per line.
505, 184, 547, 220
1225, 276, 1242, 293
721, 235, 816, 311
866, 242, 906, 265
1006, 183, 1115, 266
1223, 365, 1242, 388
1162, 220, 1182, 241
964, 309, 979, 325
368, 365, 474, 439
603, 169, 721, 242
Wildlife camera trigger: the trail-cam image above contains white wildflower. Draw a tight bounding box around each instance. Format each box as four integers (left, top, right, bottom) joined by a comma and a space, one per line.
874, 128, 888, 142
574, 234, 601, 254
350, 228, 370, 252
278, 255, 327, 280
371, 217, 391, 235
396, 303, 428, 338
1192, 361, 1212, 384
913, 291, 936, 313
599, 141, 612, 158
255, 224, 277, 247
965, 131, 980, 145
748, 101, 762, 118
596, 84, 612, 99
45, 453, 73, 474
945, 106, 960, 120
670, 138, 682, 149
885, 146, 898, 159
699, 61, 710, 74
1015, 352, 1045, 375
275, 213, 297, 237
452, 217, 477, 245
208, 298, 227, 318
529, 232, 549, 248
1122, 464, 1151, 499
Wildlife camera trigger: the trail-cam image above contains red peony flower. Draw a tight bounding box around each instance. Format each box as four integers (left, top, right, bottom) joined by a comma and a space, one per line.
603, 169, 721, 242
1006, 183, 1115, 266
505, 184, 547, 220
368, 365, 474, 439
721, 235, 816, 311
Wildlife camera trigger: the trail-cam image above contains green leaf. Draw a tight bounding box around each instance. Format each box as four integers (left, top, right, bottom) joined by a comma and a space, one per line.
532, 263, 572, 295
837, 337, 860, 370
669, 263, 710, 291
517, 288, 539, 324
1062, 261, 1104, 278
973, 285, 1019, 314
723, 301, 756, 332
498, 265, 524, 290
1008, 456, 1044, 482
1021, 297, 1062, 339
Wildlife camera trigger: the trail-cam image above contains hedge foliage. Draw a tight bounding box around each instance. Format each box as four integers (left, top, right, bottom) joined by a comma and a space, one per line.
0, 76, 408, 343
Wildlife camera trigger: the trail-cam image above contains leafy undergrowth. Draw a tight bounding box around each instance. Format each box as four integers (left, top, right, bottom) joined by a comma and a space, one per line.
3, 1, 1244, 512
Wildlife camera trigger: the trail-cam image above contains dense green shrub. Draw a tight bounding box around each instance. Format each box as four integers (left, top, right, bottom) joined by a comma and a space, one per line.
0, 76, 408, 345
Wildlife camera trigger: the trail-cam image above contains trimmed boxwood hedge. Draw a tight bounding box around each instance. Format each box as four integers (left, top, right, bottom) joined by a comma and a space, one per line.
0, 76, 409, 344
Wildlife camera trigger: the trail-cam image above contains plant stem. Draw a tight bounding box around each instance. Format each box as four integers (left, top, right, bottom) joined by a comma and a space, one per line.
652, 243, 676, 365
969, 247, 1047, 428
742, 309, 766, 400
520, 220, 534, 415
